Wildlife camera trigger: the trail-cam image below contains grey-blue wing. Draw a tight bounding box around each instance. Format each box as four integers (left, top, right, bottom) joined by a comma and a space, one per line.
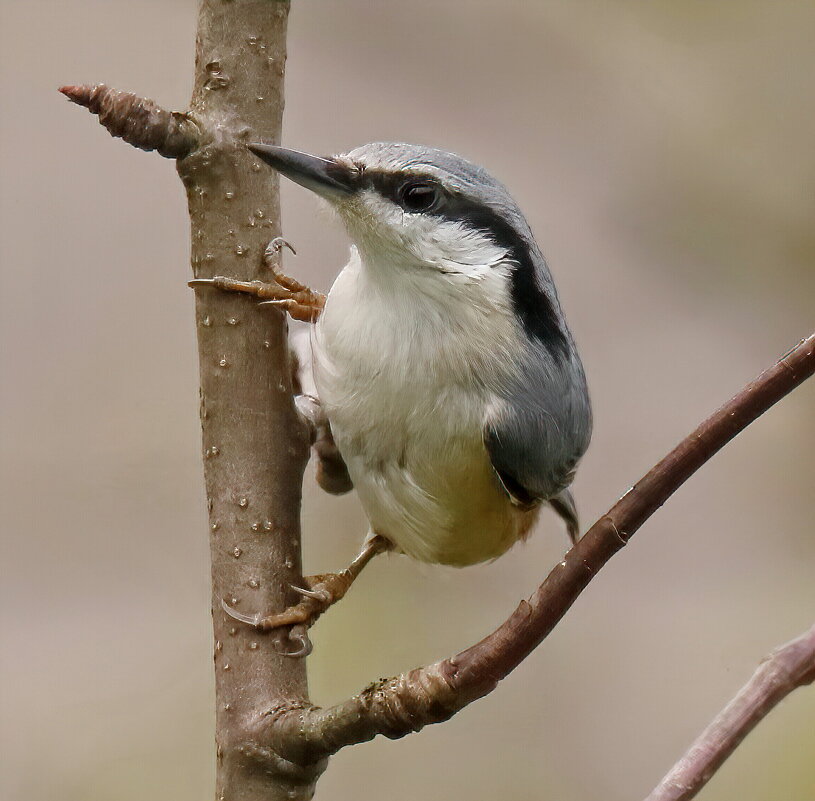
484, 406, 575, 506
483, 353, 592, 522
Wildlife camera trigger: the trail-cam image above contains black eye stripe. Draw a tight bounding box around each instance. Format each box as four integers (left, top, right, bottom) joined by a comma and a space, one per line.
354, 167, 569, 358
359, 169, 440, 210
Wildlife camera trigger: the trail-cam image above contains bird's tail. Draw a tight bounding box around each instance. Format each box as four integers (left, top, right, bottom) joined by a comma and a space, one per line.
549, 488, 580, 545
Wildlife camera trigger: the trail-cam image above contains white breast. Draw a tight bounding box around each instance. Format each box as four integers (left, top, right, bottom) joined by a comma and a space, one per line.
312, 245, 535, 566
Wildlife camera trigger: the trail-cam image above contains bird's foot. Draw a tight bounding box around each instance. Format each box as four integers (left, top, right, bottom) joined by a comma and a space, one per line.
222, 570, 354, 633
221, 535, 391, 638
189, 237, 324, 322
189, 274, 325, 322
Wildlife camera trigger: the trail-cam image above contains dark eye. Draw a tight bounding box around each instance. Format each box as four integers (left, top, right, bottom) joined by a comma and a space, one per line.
400, 182, 441, 212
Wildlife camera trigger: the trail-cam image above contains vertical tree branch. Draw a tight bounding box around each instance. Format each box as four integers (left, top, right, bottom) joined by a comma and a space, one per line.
62, 1, 324, 798
181, 2, 324, 799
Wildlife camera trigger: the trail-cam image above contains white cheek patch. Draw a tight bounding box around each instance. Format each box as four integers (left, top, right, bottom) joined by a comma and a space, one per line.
407, 217, 509, 280
344, 190, 510, 281
350, 190, 403, 229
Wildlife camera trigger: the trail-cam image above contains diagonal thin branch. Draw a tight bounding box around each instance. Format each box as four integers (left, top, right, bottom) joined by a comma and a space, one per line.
259, 333, 815, 765
644, 623, 815, 801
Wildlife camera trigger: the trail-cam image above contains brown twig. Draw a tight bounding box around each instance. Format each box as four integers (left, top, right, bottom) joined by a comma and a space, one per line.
59, 84, 198, 159
258, 333, 815, 765
644, 624, 815, 801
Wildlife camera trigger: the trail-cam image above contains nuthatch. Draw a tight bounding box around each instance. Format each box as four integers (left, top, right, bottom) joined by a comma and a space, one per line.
193, 142, 592, 635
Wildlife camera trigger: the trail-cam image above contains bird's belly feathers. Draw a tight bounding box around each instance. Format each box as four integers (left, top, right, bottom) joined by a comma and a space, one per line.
312, 253, 535, 566
321, 374, 532, 566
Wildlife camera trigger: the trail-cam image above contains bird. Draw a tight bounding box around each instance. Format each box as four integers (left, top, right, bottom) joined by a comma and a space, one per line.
191, 142, 592, 634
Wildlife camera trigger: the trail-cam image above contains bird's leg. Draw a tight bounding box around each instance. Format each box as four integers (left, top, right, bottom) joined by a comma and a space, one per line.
188, 237, 325, 322
295, 395, 354, 495
222, 534, 392, 633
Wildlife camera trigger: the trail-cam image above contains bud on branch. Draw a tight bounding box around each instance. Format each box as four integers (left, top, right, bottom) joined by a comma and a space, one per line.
59, 84, 197, 159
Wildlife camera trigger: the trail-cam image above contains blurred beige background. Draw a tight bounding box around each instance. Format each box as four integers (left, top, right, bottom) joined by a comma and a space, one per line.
1, 1, 814, 799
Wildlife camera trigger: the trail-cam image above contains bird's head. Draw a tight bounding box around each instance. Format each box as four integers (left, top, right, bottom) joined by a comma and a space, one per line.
249, 141, 569, 353
250, 142, 536, 275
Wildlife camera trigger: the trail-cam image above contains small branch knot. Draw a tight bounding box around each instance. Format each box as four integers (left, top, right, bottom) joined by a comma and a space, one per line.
357, 664, 461, 740
59, 84, 197, 159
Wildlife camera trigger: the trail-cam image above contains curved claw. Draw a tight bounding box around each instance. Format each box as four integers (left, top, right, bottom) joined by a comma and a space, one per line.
289, 583, 332, 604
188, 278, 218, 288
265, 237, 297, 259
274, 625, 313, 659
258, 299, 320, 322
221, 598, 261, 627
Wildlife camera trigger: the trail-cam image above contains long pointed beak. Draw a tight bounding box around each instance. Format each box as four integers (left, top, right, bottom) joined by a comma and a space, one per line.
248, 143, 354, 198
